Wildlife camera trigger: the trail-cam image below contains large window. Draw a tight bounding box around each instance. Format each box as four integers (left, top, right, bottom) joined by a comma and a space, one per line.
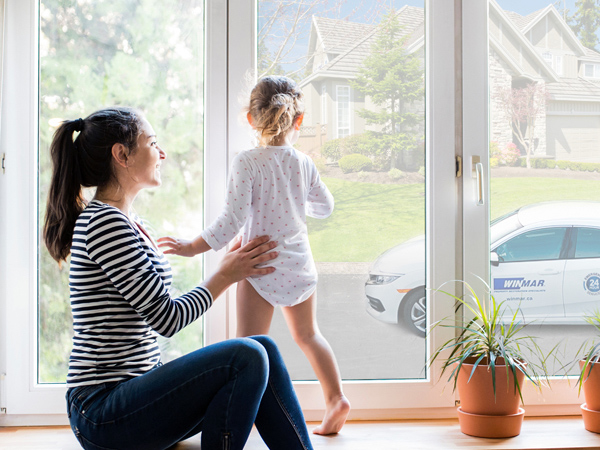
335, 85, 351, 138
486, 0, 600, 383
37, 0, 205, 384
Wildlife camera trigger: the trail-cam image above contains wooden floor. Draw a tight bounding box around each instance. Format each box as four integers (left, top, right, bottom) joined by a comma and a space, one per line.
1, 417, 600, 449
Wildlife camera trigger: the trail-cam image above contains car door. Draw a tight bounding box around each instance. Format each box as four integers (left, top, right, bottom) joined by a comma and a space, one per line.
491, 227, 569, 320
563, 227, 600, 321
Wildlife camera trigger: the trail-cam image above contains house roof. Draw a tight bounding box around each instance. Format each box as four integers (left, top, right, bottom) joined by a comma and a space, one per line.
547, 77, 600, 100
312, 16, 374, 54
301, 6, 424, 86
302, 1, 600, 97
503, 9, 545, 31
583, 47, 600, 63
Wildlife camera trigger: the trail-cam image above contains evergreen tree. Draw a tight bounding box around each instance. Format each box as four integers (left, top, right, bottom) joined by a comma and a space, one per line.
570, 0, 600, 50
351, 10, 424, 170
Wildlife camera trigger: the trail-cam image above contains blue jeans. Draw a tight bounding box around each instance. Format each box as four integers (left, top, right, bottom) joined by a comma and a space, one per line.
66, 335, 313, 450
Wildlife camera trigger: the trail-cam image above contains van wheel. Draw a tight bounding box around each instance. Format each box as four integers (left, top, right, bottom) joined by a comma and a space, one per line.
400, 287, 426, 337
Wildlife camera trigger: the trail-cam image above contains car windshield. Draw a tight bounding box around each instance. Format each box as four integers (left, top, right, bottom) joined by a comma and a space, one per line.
490, 210, 522, 244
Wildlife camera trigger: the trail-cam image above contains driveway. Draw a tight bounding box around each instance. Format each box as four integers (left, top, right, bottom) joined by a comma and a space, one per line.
269, 263, 427, 381
269, 263, 596, 380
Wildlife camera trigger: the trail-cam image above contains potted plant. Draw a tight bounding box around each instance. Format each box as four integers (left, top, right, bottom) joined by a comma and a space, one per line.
575, 310, 600, 433
429, 280, 551, 438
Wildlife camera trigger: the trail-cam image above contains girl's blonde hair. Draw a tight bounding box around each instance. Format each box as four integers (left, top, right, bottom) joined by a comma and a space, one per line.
248, 75, 304, 146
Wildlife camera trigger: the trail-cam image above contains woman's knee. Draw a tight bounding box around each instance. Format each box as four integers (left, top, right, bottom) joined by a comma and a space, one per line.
230, 337, 270, 378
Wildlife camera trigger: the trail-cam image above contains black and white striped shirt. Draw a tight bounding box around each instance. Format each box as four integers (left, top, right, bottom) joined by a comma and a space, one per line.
67, 200, 212, 388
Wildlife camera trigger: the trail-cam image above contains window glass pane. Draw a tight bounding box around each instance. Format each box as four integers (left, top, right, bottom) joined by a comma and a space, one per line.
575, 227, 600, 258
258, 0, 426, 381
494, 228, 567, 262
491, 1, 600, 376
38, 0, 204, 383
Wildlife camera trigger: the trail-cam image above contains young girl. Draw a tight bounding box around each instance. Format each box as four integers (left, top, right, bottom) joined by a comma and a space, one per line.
158, 75, 350, 435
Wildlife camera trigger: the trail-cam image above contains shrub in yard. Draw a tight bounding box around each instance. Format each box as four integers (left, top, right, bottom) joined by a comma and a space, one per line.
338, 153, 373, 174
388, 168, 404, 180
502, 143, 521, 166
581, 162, 600, 172
490, 157, 499, 168
313, 157, 328, 174
556, 160, 569, 170
490, 142, 520, 166
418, 166, 425, 177
322, 139, 342, 161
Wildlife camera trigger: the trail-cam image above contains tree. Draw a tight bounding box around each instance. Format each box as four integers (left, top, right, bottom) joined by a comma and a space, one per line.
494, 83, 549, 169
350, 10, 424, 170
569, 0, 600, 50
257, 0, 397, 80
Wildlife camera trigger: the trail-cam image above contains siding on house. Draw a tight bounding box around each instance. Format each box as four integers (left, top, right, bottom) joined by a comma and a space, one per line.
547, 115, 600, 161
301, 2, 600, 163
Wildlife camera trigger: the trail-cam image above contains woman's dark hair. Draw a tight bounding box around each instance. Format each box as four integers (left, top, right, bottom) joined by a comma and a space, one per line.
44, 106, 142, 263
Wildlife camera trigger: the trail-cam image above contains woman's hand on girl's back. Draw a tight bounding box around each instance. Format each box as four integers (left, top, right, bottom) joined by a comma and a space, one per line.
203, 236, 277, 300
220, 236, 277, 282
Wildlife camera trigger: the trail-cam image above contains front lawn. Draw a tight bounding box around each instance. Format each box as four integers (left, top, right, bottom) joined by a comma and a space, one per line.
308, 176, 600, 262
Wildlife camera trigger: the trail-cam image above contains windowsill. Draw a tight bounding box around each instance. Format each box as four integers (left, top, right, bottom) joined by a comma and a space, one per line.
2, 416, 599, 449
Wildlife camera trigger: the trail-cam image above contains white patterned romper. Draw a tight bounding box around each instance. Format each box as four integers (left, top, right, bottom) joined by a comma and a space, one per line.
201, 145, 334, 306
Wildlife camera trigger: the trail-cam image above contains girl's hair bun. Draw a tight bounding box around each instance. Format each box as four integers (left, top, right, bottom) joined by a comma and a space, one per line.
248, 75, 304, 145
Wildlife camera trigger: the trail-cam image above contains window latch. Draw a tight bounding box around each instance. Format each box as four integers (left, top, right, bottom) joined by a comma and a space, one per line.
1, 153, 5, 174
455, 156, 462, 178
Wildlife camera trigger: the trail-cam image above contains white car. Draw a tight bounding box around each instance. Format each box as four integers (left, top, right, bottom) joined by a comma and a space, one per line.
365, 201, 600, 336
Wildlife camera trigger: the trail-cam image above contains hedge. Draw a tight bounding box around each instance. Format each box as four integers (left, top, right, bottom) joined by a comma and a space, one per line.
519, 158, 600, 172
338, 154, 373, 174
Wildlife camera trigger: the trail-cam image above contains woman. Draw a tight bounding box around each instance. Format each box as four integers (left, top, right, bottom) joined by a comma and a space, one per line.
43, 106, 314, 450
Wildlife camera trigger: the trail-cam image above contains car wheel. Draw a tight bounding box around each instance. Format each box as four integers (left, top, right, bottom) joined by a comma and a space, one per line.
400, 287, 426, 337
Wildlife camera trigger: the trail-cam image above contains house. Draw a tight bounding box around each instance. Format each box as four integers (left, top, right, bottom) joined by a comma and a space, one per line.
299, 0, 600, 164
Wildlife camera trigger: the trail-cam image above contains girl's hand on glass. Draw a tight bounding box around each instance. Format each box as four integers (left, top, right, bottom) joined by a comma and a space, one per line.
219, 235, 277, 283
157, 236, 197, 257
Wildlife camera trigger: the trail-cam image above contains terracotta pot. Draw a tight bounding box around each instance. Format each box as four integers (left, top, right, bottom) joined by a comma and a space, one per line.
581, 404, 600, 434
458, 407, 525, 438
457, 358, 525, 416
579, 360, 600, 411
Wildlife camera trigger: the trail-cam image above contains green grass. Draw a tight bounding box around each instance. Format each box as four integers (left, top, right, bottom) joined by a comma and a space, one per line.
308, 176, 600, 262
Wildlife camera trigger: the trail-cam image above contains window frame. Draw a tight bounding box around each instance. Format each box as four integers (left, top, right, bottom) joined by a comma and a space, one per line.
463, 0, 590, 413
5, 0, 589, 423
321, 83, 327, 125
335, 84, 351, 138
225, 0, 460, 420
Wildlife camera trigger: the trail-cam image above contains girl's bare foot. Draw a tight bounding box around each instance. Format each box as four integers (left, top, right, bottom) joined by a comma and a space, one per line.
312, 395, 351, 435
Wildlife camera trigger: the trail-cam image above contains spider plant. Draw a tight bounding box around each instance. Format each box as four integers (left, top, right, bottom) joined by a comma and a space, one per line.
429, 279, 552, 402
575, 310, 600, 395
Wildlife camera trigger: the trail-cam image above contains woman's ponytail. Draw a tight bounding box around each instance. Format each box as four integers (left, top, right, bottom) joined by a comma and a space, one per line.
44, 119, 86, 263
43, 106, 142, 263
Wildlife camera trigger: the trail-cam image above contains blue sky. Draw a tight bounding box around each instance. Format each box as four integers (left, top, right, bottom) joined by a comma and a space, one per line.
258, 0, 585, 76
333, 1, 577, 23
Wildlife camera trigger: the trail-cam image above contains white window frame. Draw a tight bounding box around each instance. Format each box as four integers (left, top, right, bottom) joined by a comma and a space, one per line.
320, 83, 327, 125
0, 0, 230, 424
335, 84, 351, 138
8, 0, 589, 423
463, 0, 586, 415
555, 54, 563, 76
225, 0, 459, 420
542, 51, 553, 70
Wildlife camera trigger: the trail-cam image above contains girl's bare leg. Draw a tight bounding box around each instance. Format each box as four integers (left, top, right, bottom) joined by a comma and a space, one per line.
236, 279, 275, 337
282, 293, 350, 435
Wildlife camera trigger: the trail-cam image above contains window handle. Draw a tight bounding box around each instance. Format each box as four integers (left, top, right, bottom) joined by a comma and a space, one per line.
475, 162, 484, 206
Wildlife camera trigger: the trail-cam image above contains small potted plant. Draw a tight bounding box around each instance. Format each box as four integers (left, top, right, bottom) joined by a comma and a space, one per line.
429, 280, 551, 438
575, 310, 600, 433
